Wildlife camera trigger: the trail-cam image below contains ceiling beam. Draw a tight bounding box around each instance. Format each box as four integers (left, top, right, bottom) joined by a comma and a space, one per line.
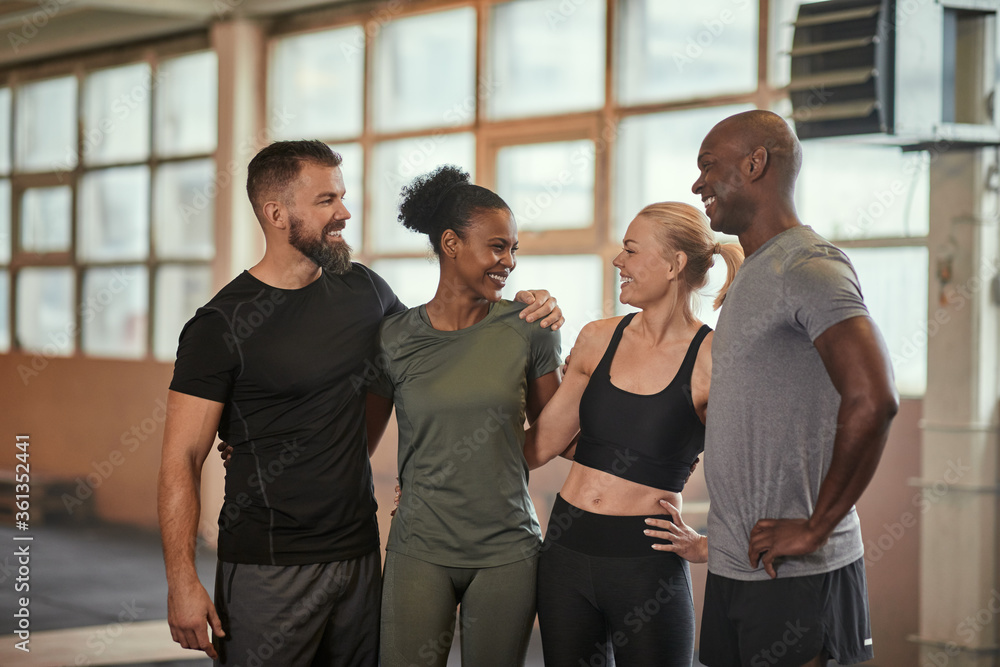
64, 0, 218, 20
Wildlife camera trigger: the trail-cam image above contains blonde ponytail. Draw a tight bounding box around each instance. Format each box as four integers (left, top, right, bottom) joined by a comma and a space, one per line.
712, 242, 744, 310
636, 202, 745, 312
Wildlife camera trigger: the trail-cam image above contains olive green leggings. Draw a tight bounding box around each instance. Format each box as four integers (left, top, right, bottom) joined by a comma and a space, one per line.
380, 551, 538, 667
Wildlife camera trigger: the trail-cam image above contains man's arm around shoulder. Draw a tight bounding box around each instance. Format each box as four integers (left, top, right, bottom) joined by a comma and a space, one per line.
749, 315, 899, 577
158, 390, 226, 657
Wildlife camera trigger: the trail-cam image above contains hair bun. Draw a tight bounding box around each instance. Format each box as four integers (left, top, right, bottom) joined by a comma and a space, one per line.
398, 165, 471, 236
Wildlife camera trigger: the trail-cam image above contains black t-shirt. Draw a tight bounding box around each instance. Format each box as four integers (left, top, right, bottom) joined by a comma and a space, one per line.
169, 264, 404, 565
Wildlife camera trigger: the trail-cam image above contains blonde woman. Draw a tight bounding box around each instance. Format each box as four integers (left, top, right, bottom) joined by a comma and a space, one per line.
524, 202, 742, 666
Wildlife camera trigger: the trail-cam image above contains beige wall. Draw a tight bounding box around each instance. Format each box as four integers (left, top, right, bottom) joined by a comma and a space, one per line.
1, 353, 174, 528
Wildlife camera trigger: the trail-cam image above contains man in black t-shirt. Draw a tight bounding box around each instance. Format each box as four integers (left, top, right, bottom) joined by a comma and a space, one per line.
158, 141, 562, 666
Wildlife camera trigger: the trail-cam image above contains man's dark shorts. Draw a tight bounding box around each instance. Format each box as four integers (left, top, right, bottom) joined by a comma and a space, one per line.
700, 557, 873, 667
213, 551, 380, 667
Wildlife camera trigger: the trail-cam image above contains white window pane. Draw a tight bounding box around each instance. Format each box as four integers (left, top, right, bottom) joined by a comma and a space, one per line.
505, 254, 604, 350
374, 8, 477, 132
796, 141, 930, 240
489, 0, 605, 119
0, 88, 11, 175
154, 265, 212, 361
82, 266, 147, 359
0, 179, 10, 264
497, 140, 595, 231
16, 267, 74, 356
370, 133, 476, 253
844, 246, 928, 396
21, 186, 72, 253
616, 104, 754, 237
156, 52, 218, 157
270, 27, 364, 141
619, 0, 758, 104
83, 63, 151, 165
79, 166, 150, 262
370, 258, 440, 309
16, 76, 77, 172
0, 270, 7, 351
155, 159, 215, 260
333, 143, 363, 251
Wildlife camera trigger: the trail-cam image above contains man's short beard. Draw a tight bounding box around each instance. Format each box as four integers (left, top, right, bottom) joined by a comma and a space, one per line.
288, 213, 353, 275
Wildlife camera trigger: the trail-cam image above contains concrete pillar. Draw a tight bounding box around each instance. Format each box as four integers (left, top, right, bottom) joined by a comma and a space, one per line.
916, 144, 1000, 667
212, 18, 266, 288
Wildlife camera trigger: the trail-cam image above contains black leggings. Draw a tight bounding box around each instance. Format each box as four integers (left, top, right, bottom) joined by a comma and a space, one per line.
536, 495, 695, 667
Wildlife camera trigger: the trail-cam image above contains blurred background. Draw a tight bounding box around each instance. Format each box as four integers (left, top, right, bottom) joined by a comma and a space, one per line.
0, 0, 996, 665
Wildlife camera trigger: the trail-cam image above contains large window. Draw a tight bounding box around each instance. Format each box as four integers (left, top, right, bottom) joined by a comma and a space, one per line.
265, 0, 926, 393
0, 46, 218, 362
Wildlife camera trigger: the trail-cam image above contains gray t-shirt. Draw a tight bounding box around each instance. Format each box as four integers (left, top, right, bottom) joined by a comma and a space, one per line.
375, 299, 562, 568
706, 225, 871, 580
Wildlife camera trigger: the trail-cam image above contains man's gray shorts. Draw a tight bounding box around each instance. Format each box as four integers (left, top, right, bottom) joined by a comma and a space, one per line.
213, 551, 380, 667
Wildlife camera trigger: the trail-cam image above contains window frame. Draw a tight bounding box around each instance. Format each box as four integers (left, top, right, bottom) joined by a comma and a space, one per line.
0, 32, 218, 360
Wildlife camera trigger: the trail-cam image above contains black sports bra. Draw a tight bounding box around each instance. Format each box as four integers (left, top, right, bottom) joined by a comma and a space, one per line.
574, 314, 710, 493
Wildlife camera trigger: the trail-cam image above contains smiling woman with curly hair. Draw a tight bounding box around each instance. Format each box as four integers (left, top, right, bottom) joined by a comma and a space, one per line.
374, 165, 563, 667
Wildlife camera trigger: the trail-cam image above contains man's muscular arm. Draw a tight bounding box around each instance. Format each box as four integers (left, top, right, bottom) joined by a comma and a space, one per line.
749, 316, 898, 578
158, 390, 226, 657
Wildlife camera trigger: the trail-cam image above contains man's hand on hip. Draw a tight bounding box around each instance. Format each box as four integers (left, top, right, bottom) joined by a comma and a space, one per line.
748, 518, 827, 579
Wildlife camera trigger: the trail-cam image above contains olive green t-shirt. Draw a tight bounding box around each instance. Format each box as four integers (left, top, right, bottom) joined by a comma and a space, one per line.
375, 299, 562, 567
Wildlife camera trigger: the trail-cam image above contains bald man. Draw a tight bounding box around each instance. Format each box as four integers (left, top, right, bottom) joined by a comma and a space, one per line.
691, 111, 898, 667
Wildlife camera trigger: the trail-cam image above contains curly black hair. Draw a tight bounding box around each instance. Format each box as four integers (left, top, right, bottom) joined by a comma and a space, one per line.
397, 165, 511, 255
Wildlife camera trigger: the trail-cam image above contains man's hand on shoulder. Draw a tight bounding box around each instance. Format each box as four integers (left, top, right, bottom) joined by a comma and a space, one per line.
748, 518, 828, 579
514, 289, 564, 330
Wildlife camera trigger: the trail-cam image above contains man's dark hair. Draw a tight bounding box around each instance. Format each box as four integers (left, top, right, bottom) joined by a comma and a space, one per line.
246, 140, 342, 214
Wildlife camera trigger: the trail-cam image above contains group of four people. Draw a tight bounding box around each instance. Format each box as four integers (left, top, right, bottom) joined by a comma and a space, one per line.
158, 109, 898, 667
